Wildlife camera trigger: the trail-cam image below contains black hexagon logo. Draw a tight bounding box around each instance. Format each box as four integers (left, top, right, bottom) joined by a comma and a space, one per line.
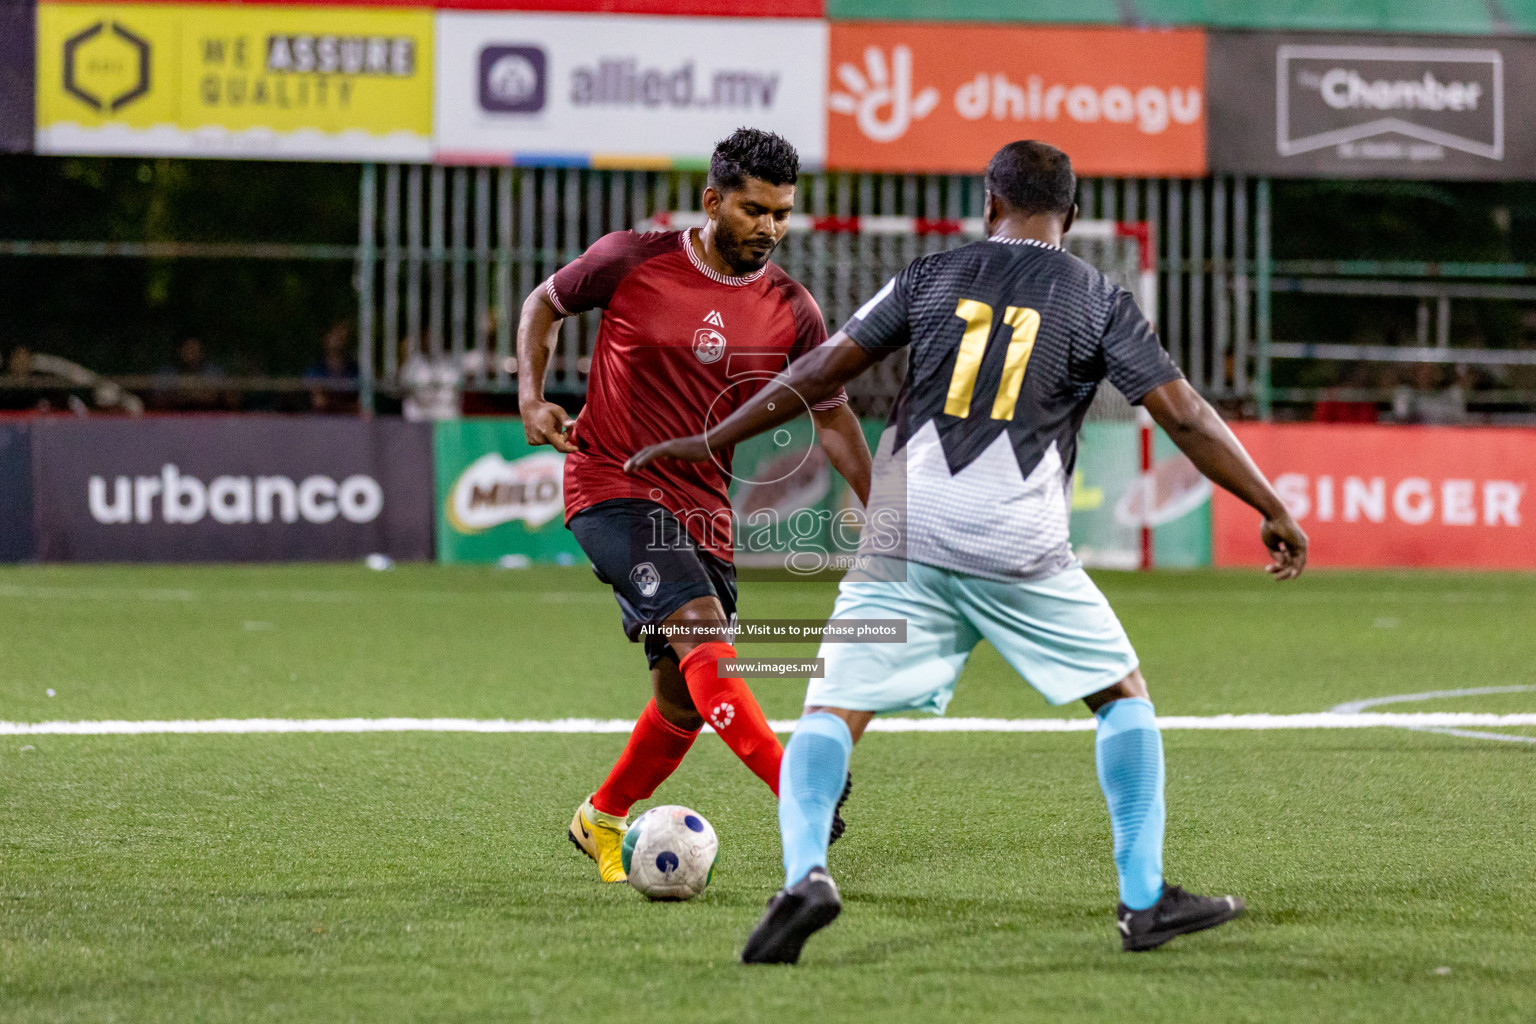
63, 21, 152, 113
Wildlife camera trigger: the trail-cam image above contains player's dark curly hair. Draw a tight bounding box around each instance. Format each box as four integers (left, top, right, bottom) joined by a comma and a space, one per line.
708, 128, 800, 193
985, 141, 1076, 217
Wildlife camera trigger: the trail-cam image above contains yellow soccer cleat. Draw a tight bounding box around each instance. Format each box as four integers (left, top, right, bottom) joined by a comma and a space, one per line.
568, 796, 629, 883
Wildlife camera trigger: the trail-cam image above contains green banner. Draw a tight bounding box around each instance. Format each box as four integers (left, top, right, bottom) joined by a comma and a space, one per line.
1151, 428, 1212, 569
1069, 421, 1212, 570
431, 416, 1209, 569
726, 415, 885, 573
827, 0, 1536, 34
433, 419, 585, 566
1070, 422, 1143, 570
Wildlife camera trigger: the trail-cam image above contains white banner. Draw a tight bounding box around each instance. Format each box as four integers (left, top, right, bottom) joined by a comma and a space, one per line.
433, 12, 827, 166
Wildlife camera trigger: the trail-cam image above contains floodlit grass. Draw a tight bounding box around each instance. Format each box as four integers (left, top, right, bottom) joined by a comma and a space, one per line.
2, 565, 1534, 1022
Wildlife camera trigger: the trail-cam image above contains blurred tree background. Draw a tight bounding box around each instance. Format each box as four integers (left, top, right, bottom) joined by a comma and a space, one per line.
0, 156, 360, 380
1271, 179, 1536, 350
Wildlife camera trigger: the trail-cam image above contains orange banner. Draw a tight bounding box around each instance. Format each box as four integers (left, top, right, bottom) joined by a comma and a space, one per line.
1214, 424, 1536, 570
827, 23, 1206, 176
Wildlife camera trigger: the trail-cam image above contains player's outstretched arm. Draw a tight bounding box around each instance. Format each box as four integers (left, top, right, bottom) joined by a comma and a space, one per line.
516, 282, 577, 454
812, 403, 872, 506
1142, 379, 1308, 580
624, 334, 881, 473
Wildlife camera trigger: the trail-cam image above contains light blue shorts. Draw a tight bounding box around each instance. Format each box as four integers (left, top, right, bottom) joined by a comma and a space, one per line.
806, 562, 1139, 715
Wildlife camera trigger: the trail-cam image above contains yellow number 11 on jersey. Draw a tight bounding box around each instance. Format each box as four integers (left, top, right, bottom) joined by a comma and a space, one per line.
944, 299, 1042, 421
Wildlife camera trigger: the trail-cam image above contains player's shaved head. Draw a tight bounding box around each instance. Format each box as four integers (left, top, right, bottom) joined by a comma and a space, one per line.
708, 128, 800, 194
985, 141, 1077, 218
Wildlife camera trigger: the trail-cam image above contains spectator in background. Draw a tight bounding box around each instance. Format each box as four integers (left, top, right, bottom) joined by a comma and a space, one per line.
305, 320, 359, 414
1, 346, 48, 412
399, 337, 462, 421
1393, 362, 1469, 425
1313, 363, 1380, 423
153, 336, 231, 412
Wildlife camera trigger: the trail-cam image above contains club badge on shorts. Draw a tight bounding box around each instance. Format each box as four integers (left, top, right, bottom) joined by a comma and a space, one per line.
630, 562, 661, 597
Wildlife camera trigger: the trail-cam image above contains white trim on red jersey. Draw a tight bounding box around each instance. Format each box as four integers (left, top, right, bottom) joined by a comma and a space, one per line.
544, 277, 574, 318
680, 228, 768, 286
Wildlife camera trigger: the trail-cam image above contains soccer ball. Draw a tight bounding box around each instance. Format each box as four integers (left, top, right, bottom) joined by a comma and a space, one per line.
622, 805, 718, 901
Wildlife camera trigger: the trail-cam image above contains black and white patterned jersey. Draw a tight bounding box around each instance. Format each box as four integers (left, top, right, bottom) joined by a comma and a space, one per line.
844, 236, 1183, 581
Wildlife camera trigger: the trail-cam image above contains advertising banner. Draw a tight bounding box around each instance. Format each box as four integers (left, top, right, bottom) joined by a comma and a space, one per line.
31, 418, 434, 562
1071, 423, 1211, 570
1207, 32, 1536, 180
826, 23, 1206, 176
440, 0, 822, 13
0, 423, 32, 562
726, 415, 881, 573
1, 2, 35, 153
434, 418, 584, 565
36, 2, 433, 160
433, 12, 826, 166
1148, 428, 1213, 569
1213, 423, 1536, 570
827, 0, 1536, 35
432, 416, 879, 569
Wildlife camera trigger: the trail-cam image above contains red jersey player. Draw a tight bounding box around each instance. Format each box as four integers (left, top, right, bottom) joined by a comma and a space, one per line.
515, 129, 873, 883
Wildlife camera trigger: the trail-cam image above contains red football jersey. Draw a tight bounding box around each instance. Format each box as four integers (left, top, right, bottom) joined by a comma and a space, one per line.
548, 228, 847, 561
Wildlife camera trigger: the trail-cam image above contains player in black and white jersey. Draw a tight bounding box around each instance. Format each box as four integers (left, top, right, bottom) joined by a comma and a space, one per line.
626, 140, 1308, 962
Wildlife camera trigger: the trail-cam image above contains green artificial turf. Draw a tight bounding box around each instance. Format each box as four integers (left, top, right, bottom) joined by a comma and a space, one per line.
2, 565, 1534, 1022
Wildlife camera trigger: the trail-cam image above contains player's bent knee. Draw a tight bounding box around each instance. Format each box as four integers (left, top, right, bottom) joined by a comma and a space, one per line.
663, 597, 732, 657
653, 690, 704, 730
1082, 668, 1150, 713
652, 664, 704, 729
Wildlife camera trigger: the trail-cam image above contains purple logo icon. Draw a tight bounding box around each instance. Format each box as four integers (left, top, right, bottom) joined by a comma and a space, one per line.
480, 45, 546, 114
655, 851, 680, 874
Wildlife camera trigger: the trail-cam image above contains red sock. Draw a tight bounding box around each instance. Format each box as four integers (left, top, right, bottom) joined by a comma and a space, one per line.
591, 699, 699, 817
678, 641, 783, 796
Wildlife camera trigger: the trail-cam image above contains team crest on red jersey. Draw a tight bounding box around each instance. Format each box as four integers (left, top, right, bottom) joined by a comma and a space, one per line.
693, 327, 727, 364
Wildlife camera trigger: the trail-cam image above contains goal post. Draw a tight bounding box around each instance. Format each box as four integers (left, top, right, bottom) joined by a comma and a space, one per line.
638, 212, 1157, 328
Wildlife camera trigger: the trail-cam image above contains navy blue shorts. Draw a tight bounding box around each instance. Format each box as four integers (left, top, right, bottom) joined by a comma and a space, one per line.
567, 498, 738, 669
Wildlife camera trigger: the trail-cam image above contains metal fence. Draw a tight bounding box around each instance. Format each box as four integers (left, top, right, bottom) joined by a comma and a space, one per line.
8, 164, 1530, 418
356, 167, 1273, 415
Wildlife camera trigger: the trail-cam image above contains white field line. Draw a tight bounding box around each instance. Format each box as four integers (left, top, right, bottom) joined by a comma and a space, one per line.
3, 713, 1536, 737
1329, 685, 1535, 714
1331, 686, 1536, 745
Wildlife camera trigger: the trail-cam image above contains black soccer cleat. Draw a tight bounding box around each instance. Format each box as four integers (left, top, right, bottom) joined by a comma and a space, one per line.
1117, 884, 1245, 952
741, 869, 843, 965
828, 772, 853, 846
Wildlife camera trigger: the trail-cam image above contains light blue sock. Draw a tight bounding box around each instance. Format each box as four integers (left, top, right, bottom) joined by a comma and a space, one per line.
779, 712, 853, 888
1094, 697, 1166, 911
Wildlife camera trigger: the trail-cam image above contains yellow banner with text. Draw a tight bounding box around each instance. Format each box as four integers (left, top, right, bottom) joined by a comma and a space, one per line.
37, 3, 432, 160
